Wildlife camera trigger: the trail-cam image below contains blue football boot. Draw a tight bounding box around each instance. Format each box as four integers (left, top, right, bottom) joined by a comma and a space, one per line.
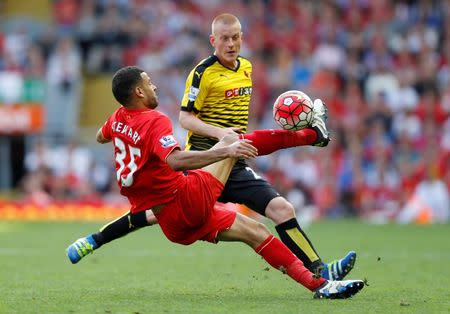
66, 235, 98, 264
321, 251, 357, 281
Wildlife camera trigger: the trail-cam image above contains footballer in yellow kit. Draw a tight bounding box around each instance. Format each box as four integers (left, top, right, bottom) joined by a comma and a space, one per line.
182, 55, 252, 151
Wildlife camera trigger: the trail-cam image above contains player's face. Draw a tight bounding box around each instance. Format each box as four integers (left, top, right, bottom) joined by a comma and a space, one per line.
210, 22, 242, 69
140, 72, 158, 109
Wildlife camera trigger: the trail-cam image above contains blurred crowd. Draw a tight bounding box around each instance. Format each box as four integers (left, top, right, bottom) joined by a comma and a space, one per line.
1, 0, 449, 223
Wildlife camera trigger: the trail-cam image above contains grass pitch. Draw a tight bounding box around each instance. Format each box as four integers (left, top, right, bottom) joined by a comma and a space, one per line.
1, 220, 449, 313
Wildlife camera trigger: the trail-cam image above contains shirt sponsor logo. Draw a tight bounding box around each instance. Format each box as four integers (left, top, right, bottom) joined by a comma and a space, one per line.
159, 135, 177, 148
225, 86, 252, 98
188, 86, 200, 101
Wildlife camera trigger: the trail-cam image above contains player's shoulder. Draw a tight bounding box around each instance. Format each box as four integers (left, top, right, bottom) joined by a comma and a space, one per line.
120, 108, 170, 126
139, 110, 173, 141
185, 55, 219, 86
195, 55, 219, 69
238, 55, 252, 69
148, 109, 170, 121
108, 106, 124, 121
191, 55, 219, 75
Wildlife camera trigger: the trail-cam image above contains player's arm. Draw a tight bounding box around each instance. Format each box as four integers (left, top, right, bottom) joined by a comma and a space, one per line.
166, 139, 257, 171
179, 67, 240, 140
179, 111, 240, 140
153, 111, 255, 172
96, 127, 111, 144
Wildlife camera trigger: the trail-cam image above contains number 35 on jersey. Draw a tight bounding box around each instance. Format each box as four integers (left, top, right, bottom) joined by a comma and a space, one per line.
114, 138, 141, 187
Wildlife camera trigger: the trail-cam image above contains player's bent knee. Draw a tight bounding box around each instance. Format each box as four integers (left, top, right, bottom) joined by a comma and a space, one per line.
239, 214, 271, 247
252, 221, 271, 242
218, 213, 271, 248
145, 209, 158, 225
265, 197, 296, 224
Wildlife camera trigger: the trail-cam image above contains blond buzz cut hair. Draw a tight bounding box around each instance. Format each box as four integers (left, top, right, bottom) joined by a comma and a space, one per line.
211, 13, 241, 35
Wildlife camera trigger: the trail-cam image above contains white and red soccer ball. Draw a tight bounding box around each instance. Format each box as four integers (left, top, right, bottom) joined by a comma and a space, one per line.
273, 90, 314, 131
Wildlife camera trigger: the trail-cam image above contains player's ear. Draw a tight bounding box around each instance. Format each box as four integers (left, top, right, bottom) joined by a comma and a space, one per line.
209, 34, 215, 47
135, 86, 144, 98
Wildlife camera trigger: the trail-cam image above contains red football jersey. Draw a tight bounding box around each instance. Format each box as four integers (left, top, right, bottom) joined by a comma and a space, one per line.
102, 107, 184, 212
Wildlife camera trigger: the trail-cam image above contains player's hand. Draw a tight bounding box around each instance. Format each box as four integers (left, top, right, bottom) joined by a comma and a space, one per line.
227, 139, 258, 159
218, 127, 242, 141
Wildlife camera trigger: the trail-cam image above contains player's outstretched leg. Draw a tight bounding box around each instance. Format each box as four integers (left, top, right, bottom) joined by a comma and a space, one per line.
66, 210, 156, 264
314, 279, 364, 299
321, 251, 357, 281
66, 235, 98, 264
217, 213, 364, 299
238, 98, 330, 156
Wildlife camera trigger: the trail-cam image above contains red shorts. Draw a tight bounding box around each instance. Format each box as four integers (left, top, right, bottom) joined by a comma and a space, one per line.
154, 170, 237, 245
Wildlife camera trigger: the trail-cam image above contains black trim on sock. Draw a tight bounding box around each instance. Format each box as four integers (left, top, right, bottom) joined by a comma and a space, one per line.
95, 211, 150, 247
130, 210, 149, 228
92, 232, 104, 248
275, 218, 323, 272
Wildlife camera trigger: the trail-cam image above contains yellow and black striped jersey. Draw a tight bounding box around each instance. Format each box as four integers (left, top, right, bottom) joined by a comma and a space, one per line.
181, 55, 252, 151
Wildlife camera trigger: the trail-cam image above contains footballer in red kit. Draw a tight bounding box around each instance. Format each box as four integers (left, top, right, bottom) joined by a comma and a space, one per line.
101, 107, 184, 213
101, 106, 235, 245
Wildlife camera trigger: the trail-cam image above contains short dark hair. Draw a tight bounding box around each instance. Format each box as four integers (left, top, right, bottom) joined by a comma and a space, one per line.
111, 66, 145, 106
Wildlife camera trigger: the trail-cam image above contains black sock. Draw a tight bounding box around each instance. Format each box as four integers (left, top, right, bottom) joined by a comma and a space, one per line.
92, 210, 149, 248
275, 218, 323, 273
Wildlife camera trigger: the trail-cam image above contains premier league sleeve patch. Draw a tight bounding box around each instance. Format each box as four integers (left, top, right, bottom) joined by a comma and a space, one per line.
159, 135, 177, 148
188, 86, 200, 101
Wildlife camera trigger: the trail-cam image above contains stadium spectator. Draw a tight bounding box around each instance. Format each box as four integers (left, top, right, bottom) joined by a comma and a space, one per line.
44, 36, 82, 143
22, 138, 93, 200
397, 162, 450, 224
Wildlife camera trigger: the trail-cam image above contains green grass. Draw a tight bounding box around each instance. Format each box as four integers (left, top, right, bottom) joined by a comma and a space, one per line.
1, 220, 449, 313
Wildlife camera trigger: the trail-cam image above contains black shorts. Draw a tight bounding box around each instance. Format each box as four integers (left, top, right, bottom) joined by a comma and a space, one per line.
217, 160, 280, 216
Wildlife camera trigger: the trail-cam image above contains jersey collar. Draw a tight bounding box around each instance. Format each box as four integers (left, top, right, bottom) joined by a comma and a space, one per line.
213, 54, 241, 72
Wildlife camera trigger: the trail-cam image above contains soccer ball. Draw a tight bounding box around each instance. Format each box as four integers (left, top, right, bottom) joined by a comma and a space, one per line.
273, 90, 314, 131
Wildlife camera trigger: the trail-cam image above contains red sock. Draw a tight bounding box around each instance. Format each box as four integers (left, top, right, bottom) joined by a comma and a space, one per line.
241, 129, 317, 156
255, 235, 326, 291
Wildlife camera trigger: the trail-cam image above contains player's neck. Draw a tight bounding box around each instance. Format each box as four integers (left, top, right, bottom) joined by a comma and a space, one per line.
216, 55, 238, 70
123, 103, 148, 110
